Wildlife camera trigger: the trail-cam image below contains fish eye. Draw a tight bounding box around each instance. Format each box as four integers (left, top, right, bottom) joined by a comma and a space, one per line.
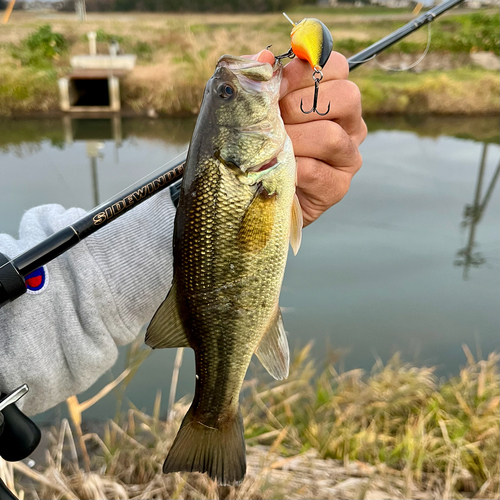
218, 83, 235, 99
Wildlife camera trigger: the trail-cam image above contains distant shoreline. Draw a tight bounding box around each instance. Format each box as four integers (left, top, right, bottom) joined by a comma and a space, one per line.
0, 10, 498, 117
1, 63, 498, 118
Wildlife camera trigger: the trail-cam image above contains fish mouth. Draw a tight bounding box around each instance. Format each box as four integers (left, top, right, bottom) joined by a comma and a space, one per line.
217, 55, 277, 79
216, 54, 282, 94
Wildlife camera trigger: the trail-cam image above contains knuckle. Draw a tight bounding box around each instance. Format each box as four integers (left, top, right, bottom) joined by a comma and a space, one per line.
360, 119, 368, 142
336, 174, 351, 199
328, 52, 349, 79
324, 121, 343, 151
335, 126, 354, 158
343, 80, 362, 113
299, 158, 330, 187
353, 151, 363, 174
279, 95, 295, 122
321, 122, 349, 160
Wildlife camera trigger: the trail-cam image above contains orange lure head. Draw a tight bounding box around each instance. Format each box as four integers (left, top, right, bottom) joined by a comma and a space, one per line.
290, 18, 333, 70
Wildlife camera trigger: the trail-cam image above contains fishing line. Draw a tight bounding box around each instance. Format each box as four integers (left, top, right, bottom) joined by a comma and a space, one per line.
347, 23, 432, 70
375, 23, 432, 72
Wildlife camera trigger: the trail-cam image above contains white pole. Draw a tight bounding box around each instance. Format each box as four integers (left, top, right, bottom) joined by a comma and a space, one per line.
87, 31, 96, 56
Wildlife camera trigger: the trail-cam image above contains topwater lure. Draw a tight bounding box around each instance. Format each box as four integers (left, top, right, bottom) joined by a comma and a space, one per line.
277, 13, 334, 116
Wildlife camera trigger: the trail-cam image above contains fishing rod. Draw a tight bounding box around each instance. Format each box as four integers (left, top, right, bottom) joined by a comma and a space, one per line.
348, 0, 466, 70
0, 0, 466, 311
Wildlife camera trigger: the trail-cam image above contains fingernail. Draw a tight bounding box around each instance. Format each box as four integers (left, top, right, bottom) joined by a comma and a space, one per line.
250, 50, 265, 61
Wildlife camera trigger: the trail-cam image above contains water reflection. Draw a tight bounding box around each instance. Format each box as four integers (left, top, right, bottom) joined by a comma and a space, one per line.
0, 116, 196, 156
455, 143, 500, 279
0, 115, 498, 421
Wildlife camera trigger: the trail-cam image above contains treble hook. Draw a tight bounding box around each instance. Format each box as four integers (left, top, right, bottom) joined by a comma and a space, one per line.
300, 69, 330, 116
273, 47, 295, 63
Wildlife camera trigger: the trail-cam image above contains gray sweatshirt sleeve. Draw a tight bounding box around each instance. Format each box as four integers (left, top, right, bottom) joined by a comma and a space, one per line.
0, 190, 176, 416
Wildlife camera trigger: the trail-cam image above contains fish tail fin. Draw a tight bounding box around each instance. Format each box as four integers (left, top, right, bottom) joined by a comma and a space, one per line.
163, 405, 246, 485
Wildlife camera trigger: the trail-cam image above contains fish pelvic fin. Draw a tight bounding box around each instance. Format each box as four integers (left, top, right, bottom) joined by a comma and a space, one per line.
255, 308, 290, 380
145, 280, 190, 349
290, 193, 303, 256
163, 406, 246, 486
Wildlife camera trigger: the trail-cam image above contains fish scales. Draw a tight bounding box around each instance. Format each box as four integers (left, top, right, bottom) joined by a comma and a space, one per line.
180, 156, 293, 418
145, 54, 302, 485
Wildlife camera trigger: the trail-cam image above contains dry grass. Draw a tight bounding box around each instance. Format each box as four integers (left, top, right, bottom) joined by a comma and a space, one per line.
0, 10, 498, 116
0, 344, 497, 499
244, 344, 500, 498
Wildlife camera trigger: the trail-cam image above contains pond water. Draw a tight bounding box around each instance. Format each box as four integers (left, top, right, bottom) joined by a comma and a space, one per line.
0, 116, 498, 422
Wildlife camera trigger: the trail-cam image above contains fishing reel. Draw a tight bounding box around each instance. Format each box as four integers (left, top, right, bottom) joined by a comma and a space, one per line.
0, 385, 41, 500
0, 254, 42, 499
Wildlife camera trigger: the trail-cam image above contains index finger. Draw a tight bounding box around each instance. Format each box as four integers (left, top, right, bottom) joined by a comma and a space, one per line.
280, 51, 349, 99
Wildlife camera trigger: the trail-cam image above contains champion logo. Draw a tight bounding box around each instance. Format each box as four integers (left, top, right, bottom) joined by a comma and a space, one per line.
25, 266, 49, 294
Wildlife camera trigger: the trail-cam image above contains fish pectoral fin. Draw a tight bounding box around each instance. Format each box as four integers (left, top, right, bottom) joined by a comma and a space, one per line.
145, 280, 190, 349
290, 193, 303, 256
238, 184, 276, 253
255, 308, 290, 380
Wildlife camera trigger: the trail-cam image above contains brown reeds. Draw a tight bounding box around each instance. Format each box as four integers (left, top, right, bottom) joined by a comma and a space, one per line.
0, 344, 497, 499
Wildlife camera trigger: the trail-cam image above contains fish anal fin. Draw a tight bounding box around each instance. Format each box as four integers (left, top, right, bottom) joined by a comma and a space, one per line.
290, 193, 303, 256
145, 280, 189, 349
163, 406, 246, 485
238, 184, 276, 253
255, 309, 289, 380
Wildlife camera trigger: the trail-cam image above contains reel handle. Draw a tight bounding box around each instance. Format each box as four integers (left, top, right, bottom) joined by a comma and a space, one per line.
0, 386, 41, 462
0, 419, 17, 500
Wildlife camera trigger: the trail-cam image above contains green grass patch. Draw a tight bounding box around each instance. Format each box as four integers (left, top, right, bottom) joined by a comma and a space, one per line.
11, 25, 67, 69
132, 41, 154, 61
432, 12, 499, 55
351, 67, 499, 115
94, 28, 126, 44
0, 66, 59, 116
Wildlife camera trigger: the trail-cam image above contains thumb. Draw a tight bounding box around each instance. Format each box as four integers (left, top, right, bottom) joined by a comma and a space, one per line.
241, 49, 275, 65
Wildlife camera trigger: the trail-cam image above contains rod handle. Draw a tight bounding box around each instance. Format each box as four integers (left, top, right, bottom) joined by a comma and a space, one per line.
0, 393, 41, 462
0, 479, 17, 500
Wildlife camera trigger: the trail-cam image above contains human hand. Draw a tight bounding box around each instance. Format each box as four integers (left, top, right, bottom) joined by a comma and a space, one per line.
255, 49, 366, 227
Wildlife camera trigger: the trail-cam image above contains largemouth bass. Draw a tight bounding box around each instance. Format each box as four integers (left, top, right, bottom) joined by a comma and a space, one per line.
145, 54, 303, 485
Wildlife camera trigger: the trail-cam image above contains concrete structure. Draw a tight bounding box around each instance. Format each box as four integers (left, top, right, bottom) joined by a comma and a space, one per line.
70, 54, 136, 71
370, 0, 414, 7
59, 33, 136, 113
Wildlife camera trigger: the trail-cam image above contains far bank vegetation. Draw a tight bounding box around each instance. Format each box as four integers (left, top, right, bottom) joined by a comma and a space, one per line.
0, 10, 498, 116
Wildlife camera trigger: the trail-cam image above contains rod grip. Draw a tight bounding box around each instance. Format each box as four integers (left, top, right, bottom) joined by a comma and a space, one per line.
0, 478, 17, 500
0, 394, 41, 462
0, 414, 17, 499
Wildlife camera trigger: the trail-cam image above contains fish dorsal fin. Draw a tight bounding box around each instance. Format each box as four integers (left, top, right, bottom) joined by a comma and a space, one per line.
145, 280, 190, 349
239, 184, 276, 253
290, 193, 303, 256
255, 309, 289, 380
